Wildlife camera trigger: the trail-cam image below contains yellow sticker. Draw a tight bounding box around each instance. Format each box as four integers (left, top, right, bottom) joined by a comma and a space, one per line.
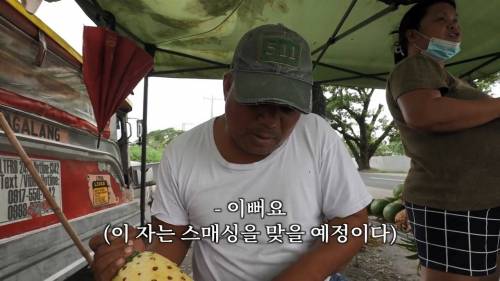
93, 186, 109, 206
87, 175, 116, 207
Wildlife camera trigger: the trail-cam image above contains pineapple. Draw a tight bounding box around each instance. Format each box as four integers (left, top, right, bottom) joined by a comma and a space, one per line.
113, 251, 193, 281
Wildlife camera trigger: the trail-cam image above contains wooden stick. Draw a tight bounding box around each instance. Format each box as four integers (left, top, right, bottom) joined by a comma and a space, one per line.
0, 112, 93, 265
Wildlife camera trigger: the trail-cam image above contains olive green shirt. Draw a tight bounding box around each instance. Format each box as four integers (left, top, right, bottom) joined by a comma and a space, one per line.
386, 53, 500, 211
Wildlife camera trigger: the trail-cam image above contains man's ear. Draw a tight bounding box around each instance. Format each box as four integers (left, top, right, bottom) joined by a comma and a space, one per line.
223, 72, 233, 101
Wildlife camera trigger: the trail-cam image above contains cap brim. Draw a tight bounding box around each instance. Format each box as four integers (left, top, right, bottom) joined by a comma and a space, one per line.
233, 71, 312, 113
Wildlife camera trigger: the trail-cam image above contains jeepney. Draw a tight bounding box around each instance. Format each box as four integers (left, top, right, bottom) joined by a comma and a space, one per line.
0, 1, 139, 280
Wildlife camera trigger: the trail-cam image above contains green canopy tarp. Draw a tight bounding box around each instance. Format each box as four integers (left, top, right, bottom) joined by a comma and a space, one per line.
75, 0, 499, 88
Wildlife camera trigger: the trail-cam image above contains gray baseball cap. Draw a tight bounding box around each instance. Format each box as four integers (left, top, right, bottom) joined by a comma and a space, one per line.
230, 24, 313, 113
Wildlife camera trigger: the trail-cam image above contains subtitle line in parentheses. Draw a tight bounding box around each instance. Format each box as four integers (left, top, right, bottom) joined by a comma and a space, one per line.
370, 177, 404, 182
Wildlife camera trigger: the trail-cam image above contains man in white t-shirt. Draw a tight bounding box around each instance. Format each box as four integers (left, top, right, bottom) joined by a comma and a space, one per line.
90, 24, 372, 281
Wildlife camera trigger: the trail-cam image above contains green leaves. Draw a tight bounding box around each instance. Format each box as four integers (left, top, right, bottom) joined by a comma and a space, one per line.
472, 72, 500, 94
129, 145, 163, 163
405, 253, 419, 260
129, 127, 184, 163
147, 128, 184, 149
395, 234, 420, 261
322, 84, 397, 169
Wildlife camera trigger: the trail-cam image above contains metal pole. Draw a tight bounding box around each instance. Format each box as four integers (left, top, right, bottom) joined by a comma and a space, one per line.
204, 95, 223, 118
210, 96, 214, 118
140, 76, 149, 226
312, 82, 326, 117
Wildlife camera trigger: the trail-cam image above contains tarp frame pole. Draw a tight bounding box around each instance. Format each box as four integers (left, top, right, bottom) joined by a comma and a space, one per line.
76, 0, 143, 44
140, 75, 149, 226
313, 0, 358, 70
317, 61, 387, 82
459, 54, 500, 79
312, 3, 399, 55
446, 52, 500, 67
311, 3, 400, 87
317, 73, 389, 84
156, 47, 228, 67
151, 65, 229, 76
317, 52, 500, 85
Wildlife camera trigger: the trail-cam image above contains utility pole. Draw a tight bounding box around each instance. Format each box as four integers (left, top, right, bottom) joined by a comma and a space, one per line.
203, 95, 223, 118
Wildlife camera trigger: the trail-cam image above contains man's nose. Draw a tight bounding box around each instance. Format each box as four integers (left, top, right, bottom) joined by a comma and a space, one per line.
256, 105, 280, 127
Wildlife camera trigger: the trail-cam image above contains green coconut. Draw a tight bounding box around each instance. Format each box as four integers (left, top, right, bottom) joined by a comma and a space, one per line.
370, 199, 391, 217
383, 202, 405, 223
392, 184, 404, 198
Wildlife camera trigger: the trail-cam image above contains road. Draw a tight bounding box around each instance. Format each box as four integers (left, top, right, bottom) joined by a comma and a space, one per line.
358, 172, 406, 199
359, 172, 406, 190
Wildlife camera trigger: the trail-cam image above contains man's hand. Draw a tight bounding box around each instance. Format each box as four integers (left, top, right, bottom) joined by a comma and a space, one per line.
89, 217, 191, 281
272, 208, 369, 281
89, 226, 146, 281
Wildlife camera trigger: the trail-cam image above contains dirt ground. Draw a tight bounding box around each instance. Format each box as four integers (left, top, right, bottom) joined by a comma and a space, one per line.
341, 232, 420, 281
338, 215, 420, 281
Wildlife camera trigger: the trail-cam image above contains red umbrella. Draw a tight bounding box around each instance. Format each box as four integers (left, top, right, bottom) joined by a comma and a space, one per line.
83, 26, 153, 140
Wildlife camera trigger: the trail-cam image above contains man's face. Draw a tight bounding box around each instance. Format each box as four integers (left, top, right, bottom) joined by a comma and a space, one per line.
223, 77, 301, 157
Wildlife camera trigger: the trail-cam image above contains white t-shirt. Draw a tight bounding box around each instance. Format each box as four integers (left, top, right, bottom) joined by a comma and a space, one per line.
151, 113, 372, 281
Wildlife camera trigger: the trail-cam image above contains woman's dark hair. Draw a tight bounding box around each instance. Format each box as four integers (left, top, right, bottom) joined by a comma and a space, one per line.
393, 0, 456, 63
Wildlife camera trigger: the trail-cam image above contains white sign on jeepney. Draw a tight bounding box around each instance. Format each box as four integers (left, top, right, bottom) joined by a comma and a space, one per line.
0, 155, 61, 225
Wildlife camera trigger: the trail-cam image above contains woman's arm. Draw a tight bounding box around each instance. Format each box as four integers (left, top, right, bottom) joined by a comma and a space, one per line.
397, 89, 500, 132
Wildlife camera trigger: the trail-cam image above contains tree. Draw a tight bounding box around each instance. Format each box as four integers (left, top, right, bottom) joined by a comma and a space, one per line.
147, 128, 184, 149
374, 132, 405, 156
129, 128, 184, 163
323, 85, 397, 170
471, 72, 500, 94
129, 145, 163, 163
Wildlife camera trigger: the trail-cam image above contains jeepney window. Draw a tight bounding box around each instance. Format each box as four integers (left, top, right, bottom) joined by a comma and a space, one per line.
0, 17, 96, 126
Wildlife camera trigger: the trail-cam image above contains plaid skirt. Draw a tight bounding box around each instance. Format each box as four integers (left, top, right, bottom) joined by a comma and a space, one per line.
405, 202, 500, 276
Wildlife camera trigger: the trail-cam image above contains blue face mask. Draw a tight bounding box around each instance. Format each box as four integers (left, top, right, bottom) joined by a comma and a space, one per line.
415, 31, 461, 61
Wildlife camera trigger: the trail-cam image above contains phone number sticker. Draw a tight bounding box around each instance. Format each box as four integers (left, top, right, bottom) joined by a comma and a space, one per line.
0, 155, 61, 225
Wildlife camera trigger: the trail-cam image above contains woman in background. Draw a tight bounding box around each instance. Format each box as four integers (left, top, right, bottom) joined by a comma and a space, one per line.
386, 0, 500, 280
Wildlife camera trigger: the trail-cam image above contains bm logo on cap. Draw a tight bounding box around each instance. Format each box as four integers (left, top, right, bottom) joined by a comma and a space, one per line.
259, 37, 301, 67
